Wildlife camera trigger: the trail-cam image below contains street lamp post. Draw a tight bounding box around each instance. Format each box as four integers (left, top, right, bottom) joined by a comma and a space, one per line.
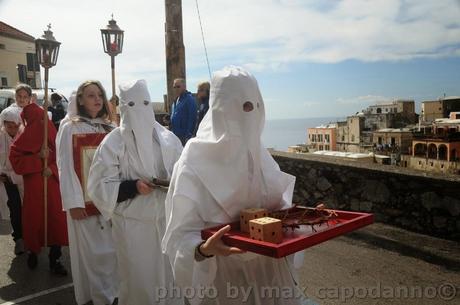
35, 24, 60, 247
100, 15, 124, 122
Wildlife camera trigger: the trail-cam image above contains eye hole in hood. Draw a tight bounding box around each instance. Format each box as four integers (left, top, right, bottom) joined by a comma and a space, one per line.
243, 101, 254, 112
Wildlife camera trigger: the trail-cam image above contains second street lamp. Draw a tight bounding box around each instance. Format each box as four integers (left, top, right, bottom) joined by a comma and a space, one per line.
101, 15, 124, 122
35, 24, 61, 247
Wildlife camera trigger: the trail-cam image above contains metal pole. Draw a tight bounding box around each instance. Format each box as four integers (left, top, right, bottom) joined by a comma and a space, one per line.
110, 55, 117, 123
42, 67, 49, 248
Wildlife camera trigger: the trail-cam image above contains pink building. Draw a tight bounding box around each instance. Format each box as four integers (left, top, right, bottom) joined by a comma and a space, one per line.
307, 124, 337, 151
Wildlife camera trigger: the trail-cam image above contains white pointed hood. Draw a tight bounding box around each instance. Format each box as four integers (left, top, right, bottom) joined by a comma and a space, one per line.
175, 66, 295, 218
119, 79, 182, 180
0, 105, 22, 128
59, 91, 77, 126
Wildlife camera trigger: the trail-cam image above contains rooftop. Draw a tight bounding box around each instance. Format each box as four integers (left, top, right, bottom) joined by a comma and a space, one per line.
434, 118, 460, 125
313, 150, 373, 159
0, 21, 35, 42
375, 128, 413, 133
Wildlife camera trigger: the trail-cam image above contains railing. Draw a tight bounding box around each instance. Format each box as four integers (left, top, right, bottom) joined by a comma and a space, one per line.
412, 132, 460, 140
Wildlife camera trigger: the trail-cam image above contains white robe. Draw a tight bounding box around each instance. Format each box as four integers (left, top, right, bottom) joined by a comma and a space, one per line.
163, 163, 310, 305
0, 130, 23, 220
88, 128, 183, 305
56, 119, 118, 305
162, 66, 311, 305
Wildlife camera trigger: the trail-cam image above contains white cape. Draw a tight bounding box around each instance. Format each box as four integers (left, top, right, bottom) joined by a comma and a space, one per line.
162, 67, 307, 305
88, 79, 183, 305
56, 92, 118, 305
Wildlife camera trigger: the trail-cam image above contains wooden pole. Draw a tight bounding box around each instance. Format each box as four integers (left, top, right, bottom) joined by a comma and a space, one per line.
42, 67, 49, 248
165, 0, 186, 113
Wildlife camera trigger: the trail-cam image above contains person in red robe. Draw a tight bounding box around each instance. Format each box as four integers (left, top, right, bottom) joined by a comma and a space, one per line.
9, 102, 68, 276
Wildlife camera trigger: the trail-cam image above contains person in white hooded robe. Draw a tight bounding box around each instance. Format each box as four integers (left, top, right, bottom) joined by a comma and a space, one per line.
56, 81, 118, 305
162, 66, 316, 305
0, 105, 25, 254
87, 79, 184, 305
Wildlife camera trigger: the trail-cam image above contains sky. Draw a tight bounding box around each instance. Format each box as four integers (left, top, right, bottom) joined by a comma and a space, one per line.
0, 0, 459, 120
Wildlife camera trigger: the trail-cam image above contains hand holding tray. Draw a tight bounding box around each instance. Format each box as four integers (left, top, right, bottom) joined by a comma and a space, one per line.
201, 206, 374, 258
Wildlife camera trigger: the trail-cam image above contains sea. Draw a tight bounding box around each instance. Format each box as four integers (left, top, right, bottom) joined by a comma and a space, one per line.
262, 117, 344, 151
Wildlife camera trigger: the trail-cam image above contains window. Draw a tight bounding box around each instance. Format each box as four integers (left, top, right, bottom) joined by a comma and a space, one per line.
0, 44, 5, 49
351, 135, 355, 142
325, 145, 330, 150
26, 53, 40, 71
1, 77, 7, 86
17, 64, 27, 82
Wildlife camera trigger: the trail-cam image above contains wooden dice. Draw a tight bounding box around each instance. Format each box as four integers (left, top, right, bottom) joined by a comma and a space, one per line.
249, 217, 283, 244
240, 208, 268, 233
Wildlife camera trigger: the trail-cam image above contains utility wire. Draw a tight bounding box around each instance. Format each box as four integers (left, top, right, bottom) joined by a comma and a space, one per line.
195, 0, 212, 80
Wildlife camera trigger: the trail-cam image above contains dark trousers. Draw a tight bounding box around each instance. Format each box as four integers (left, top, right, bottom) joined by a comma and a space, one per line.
4, 181, 22, 241
49, 245, 62, 266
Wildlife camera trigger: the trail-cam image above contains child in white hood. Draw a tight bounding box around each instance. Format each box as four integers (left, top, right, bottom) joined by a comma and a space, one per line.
88, 79, 183, 305
0, 105, 24, 255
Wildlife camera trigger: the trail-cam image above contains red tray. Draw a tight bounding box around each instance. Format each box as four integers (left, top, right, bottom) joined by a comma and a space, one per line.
201, 206, 374, 258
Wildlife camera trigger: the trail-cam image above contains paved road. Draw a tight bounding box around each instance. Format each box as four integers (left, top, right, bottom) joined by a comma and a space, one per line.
0, 219, 458, 305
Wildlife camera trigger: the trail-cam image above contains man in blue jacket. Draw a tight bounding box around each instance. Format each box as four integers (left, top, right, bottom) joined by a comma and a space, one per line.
170, 78, 197, 145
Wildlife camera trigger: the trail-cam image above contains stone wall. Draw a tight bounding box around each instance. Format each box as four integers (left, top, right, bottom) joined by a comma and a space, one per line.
271, 151, 460, 241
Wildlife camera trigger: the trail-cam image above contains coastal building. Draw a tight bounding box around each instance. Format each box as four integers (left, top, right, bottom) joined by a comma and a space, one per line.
287, 144, 309, 153
401, 117, 460, 174
364, 99, 417, 129
0, 21, 40, 88
336, 120, 349, 152
450, 112, 460, 120
372, 128, 414, 155
366, 99, 415, 116
334, 99, 417, 154
335, 115, 367, 153
421, 100, 443, 123
421, 97, 460, 123
307, 123, 337, 151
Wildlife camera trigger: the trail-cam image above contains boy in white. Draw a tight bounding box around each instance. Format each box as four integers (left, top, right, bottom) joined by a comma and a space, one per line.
88, 79, 183, 305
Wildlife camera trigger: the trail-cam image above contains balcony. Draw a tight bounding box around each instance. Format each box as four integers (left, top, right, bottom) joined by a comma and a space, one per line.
412, 132, 460, 141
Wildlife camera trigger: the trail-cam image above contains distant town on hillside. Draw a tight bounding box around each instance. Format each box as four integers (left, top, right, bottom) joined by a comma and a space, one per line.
289, 97, 460, 175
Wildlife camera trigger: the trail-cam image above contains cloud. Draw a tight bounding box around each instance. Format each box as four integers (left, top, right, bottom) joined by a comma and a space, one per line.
1, 0, 459, 97
188, 0, 460, 68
